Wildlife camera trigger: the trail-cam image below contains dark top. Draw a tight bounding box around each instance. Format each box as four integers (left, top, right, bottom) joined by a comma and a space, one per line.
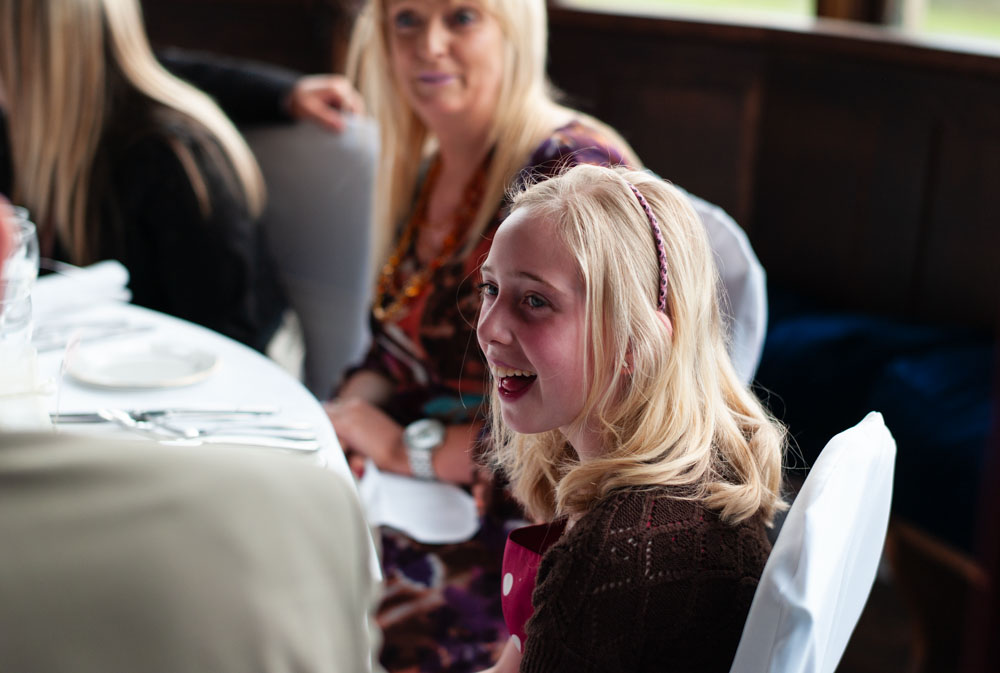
156, 48, 298, 126
521, 487, 771, 673
0, 51, 294, 349
94, 110, 284, 349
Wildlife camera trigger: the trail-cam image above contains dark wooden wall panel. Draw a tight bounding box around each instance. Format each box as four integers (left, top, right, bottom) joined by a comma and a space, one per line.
547, 28, 763, 228
140, 0, 355, 73
752, 58, 929, 316
918, 122, 1000, 324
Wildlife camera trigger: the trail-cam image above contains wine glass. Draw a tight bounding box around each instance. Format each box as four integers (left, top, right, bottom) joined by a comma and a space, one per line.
1, 206, 40, 345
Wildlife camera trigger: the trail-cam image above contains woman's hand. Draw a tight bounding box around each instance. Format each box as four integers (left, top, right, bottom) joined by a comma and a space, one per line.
325, 398, 407, 477
286, 74, 364, 133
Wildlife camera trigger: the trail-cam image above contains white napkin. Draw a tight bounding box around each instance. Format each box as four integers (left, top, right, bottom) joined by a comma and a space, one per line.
0, 343, 52, 430
358, 461, 480, 544
33, 261, 131, 323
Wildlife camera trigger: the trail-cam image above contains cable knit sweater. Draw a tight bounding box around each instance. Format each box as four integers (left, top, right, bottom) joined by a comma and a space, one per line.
521, 487, 770, 672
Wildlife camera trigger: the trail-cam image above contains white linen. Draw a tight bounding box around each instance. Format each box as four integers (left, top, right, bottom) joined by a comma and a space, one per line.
729, 411, 897, 673
32, 300, 380, 578
359, 461, 479, 544
32, 260, 130, 323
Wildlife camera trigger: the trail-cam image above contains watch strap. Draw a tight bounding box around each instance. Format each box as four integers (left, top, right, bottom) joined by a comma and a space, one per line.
408, 445, 436, 480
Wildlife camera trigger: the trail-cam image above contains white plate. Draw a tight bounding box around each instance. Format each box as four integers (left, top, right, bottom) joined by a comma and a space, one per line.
67, 340, 219, 389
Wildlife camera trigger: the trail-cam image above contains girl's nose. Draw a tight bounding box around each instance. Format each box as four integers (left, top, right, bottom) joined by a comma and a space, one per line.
477, 301, 511, 348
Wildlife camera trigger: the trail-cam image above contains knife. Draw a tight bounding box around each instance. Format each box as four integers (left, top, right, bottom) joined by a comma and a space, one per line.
159, 436, 321, 453
51, 407, 279, 424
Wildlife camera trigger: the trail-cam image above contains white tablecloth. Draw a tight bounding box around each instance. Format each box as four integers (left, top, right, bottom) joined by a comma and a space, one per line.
31, 297, 380, 575
39, 303, 341, 468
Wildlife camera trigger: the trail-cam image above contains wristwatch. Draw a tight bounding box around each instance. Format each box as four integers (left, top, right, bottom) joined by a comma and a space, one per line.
402, 418, 445, 480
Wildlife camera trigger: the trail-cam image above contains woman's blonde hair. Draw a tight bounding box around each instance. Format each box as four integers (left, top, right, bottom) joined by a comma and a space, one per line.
0, 0, 264, 263
488, 164, 786, 526
347, 0, 636, 267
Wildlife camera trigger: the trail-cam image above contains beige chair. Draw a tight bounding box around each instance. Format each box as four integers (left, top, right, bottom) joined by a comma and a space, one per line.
244, 118, 378, 398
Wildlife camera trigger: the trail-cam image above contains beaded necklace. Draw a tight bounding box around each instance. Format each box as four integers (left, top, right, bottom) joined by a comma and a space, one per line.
372, 155, 488, 322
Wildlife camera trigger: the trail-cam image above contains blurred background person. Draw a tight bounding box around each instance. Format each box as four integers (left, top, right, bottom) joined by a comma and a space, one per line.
325, 0, 639, 669
0, 0, 285, 349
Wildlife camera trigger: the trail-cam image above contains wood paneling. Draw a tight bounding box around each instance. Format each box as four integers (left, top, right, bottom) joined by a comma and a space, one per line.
547, 7, 1000, 328
140, 0, 357, 73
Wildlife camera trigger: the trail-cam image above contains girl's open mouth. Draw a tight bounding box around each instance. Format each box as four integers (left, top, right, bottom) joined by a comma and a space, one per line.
490, 365, 537, 401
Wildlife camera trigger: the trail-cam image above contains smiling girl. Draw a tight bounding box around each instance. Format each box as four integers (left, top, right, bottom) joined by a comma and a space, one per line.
477, 165, 786, 672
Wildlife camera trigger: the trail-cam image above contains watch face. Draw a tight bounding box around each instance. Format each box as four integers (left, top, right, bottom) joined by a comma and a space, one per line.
406, 419, 445, 452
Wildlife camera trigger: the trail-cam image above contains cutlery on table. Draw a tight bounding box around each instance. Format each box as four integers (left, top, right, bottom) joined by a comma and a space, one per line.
152, 420, 317, 442
51, 407, 279, 424
94, 408, 320, 454
158, 436, 320, 453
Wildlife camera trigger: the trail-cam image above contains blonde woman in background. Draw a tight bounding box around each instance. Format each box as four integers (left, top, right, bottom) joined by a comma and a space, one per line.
0, 0, 284, 348
324, 0, 639, 670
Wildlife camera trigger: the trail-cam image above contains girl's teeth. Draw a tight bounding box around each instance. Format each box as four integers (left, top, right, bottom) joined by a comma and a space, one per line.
492, 365, 535, 378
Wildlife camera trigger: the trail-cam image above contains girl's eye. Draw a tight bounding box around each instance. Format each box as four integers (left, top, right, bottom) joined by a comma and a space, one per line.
525, 294, 547, 309
477, 281, 497, 298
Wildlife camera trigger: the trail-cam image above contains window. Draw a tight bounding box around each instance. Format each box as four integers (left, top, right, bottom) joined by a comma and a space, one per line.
558, 0, 813, 23
919, 0, 1000, 43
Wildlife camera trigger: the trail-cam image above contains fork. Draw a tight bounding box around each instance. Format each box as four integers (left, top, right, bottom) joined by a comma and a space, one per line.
98, 409, 320, 453
150, 418, 317, 442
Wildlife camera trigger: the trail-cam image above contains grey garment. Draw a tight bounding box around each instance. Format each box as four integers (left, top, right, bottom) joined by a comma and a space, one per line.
678, 187, 768, 385
0, 432, 379, 673
244, 118, 378, 398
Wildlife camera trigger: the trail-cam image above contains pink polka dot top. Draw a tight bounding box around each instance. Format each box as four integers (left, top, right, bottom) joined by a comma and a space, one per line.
500, 520, 567, 654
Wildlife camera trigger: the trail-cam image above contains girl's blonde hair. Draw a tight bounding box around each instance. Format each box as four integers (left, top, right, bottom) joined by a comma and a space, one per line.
488, 164, 786, 526
0, 0, 264, 263
346, 0, 636, 268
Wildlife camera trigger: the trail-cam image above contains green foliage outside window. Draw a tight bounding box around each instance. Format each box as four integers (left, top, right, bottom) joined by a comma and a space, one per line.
561, 0, 1000, 43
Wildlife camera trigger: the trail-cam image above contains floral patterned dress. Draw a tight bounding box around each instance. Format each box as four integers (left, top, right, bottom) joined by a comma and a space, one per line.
354, 120, 632, 672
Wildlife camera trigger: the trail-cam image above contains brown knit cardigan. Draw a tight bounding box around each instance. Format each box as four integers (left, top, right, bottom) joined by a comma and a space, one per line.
520, 487, 770, 672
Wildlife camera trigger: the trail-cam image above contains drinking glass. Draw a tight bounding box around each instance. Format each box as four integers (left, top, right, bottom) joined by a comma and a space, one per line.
1, 206, 40, 345
0, 205, 50, 429
2, 208, 40, 288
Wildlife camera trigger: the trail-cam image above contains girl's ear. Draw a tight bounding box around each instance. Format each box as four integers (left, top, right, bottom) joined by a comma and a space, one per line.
655, 310, 673, 339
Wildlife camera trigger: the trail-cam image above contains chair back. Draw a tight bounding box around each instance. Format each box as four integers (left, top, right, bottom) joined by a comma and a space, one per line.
244, 119, 378, 397
730, 411, 897, 673
680, 188, 767, 385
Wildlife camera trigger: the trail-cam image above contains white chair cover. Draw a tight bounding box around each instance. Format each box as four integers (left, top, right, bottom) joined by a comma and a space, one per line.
244, 118, 378, 398
730, 411, 897, 673
679, 189, 767, 385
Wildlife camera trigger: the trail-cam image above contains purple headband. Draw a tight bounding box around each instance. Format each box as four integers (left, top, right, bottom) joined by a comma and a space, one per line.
625, 182, 669, 312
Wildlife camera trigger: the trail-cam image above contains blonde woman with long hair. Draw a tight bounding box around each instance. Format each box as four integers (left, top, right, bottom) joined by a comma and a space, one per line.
476, 164, 786, 672
323, 0, 638, 669
0, 0, 285, 348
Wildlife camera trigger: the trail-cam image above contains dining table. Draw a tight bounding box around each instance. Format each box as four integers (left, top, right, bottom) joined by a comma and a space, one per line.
27, 264, 380, 574
39, 302, 343, 470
